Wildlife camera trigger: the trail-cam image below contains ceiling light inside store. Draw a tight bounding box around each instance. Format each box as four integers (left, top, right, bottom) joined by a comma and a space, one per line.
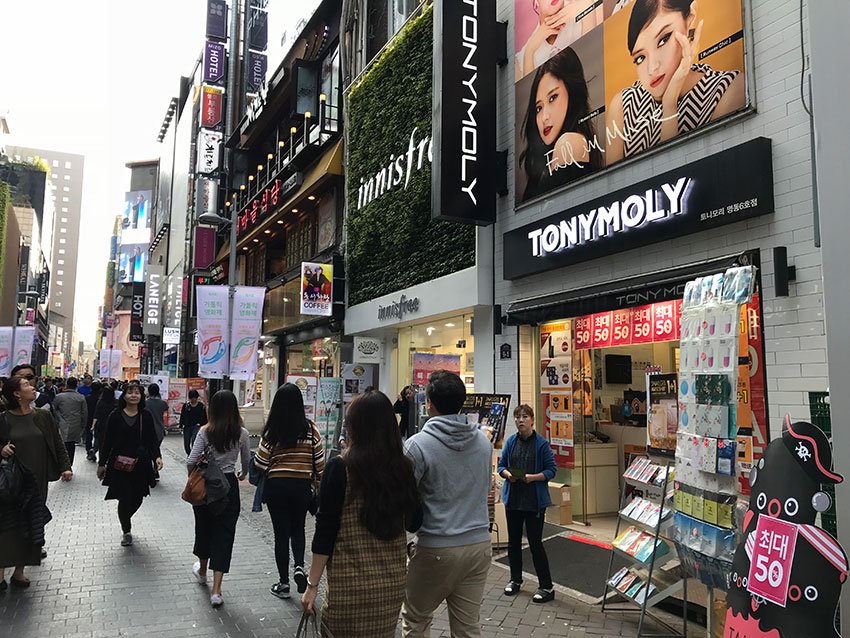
466, 318, 472, 323
264, 229, 271, 234
426, 327, 435, 336
445, 323, 455, 327
292, 208, 298, 213
277, 220, 284, 224
253, 238, 259, 243
308, 195, 316, 201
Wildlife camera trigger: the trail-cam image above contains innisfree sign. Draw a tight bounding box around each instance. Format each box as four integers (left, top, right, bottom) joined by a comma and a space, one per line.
377, 295, 420, 321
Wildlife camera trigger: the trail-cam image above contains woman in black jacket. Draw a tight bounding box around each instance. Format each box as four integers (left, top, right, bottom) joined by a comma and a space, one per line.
393, 386, 413, 440
97, 384, 162, 546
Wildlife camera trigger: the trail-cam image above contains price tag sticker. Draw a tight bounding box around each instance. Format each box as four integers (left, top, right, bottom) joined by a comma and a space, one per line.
653, 300, 677, 342
631, 304, 655, 344
611, 308, 633, 347
574, 315, 593, 350
747, 516, 798, 607
591, 312, 613, 349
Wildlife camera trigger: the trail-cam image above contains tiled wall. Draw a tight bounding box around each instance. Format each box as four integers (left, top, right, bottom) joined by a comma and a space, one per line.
493, 0, 822, 438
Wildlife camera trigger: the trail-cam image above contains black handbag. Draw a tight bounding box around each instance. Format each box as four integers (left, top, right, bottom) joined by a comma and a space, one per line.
0, 456, 25, 505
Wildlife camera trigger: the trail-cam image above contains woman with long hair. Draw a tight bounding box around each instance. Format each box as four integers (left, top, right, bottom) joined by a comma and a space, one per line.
97, 384, 162, 547
519, 47, 603, 202
0, 376, 72, 590
515, 0, 602, 81
187, 389, 250, 608
301, 390, 422, 637
91, 383, 117, 457
606, 0, 745, 162
254, 383, 324, 600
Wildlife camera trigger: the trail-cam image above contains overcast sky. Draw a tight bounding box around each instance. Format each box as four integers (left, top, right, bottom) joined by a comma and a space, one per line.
0, 0, 319, 347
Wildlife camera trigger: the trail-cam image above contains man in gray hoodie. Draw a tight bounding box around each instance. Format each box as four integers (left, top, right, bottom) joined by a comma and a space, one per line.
401, 370, 492, 638
52, 376, 88, 467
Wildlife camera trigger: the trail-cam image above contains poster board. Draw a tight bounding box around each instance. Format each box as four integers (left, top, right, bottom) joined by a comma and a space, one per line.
341, 363, 375, 402
647, 373, 678, 456
540, 321, 575, 468
286, 374, 318, 422
460, 393, 512, 447
166, 378, 207, 427
317, 377, 342, 451
411, 353, 462, 387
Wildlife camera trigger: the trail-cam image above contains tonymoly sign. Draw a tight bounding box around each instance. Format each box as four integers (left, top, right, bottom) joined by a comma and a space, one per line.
432, 0, 496, 225
503, 138, 774, 280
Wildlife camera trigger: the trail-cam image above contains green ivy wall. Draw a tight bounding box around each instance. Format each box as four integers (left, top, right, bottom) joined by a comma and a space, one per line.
345, 7, 475, 306
0, 182, 8, 301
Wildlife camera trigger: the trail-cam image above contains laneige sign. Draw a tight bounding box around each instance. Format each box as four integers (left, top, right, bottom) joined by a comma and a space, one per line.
504, 138, 774, 280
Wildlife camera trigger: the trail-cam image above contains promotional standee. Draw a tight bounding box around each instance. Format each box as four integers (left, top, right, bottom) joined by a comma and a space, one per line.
724, 416, 847, 638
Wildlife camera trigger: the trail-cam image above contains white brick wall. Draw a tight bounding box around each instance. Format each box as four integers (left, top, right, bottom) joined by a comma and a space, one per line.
493, 0, 824, 439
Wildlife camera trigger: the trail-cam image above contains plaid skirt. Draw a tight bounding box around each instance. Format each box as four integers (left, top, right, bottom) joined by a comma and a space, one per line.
321, 473, 408, 637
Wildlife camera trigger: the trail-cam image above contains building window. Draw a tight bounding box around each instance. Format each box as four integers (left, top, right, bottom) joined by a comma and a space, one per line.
61, 217, 68, 222
63, 186, 70, 192
58, 259, 64, 265
64, 161, 72, 169
57, 280, 63, 286
52, 159, 58, 167
64, 174, 70, 180
61, 207, 68, 213
55, 302, 61, 307
59, 238, 66, 244
62, 196, 69, 202
60, 228, 67, 233
59, 249, 65, 254
50, 184, 57, 190
57, 270, 64, 275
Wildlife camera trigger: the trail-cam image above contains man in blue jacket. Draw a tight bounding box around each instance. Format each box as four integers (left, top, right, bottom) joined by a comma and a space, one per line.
498, 404, 557, 602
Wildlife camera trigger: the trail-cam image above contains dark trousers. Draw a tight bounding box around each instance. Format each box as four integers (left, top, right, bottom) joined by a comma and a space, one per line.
183, 425, 199, 456
118, 494, 145, 534
193, 473, 240, 573
84, 428, 94, 452
264, 477, 311, 583
64, 442, 76, 466
506, 508, 553, 590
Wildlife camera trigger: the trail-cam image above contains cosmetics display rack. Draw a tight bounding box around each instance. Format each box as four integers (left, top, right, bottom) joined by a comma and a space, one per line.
602, 457, 687, 638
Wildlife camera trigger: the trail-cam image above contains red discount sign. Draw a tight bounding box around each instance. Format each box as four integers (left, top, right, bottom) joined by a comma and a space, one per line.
574, 315, 592, 350
611, 308, 632, 347
631, 304, 655, 344
747, 516, 798, 607
653, 300, 677, 342
591, 312, 613, 348
674, 299, 683, 339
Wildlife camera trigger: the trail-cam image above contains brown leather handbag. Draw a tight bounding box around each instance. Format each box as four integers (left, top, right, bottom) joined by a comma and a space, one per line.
182, 456, 208, 505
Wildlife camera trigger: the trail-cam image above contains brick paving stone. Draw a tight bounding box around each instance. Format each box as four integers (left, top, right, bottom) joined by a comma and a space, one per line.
0, 437, 702, 637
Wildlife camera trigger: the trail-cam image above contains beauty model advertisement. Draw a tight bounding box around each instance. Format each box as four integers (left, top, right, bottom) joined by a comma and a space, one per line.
514, 0, 748, 204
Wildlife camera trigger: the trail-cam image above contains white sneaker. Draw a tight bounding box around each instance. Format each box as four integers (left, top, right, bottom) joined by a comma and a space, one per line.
193, 562, 208, 586
210, 593, 223, 608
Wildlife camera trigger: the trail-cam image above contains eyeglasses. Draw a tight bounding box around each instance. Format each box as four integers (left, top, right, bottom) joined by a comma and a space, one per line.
23, 374, 36, 380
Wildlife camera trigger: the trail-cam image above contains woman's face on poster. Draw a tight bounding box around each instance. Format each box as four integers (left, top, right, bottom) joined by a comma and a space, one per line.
630, 9, 690, 101
536, 0, 565, 21
535, 72, 570, 146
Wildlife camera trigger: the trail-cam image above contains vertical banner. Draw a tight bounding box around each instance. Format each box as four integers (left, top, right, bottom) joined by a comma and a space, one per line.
300, 262, 333, 316
287, 374, 318, 423
143, 265, 164, 336
317, 377, 343, 450
432, 0, 496, 224
130, 281, 145, 341
0, 327, 12, 376
12, 326, 34, 368
99, 349, 110, 377
108, 349, 122, 378
196, 285, 230, 378
229, 286, 265, 380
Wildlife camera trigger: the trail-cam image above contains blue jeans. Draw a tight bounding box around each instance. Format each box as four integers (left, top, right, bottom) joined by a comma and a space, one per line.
183, 425, 200, 456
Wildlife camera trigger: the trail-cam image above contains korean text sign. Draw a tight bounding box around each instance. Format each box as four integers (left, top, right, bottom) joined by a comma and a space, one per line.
230, 286, 265, 380
747, 516, 798, 607
196, 285, 230, 378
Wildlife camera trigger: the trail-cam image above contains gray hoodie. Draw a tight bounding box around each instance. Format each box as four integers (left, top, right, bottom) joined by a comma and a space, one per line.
404, 414, 492, 548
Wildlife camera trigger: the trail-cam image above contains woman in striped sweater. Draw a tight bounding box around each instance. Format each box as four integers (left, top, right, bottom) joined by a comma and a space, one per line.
254, 383, 324, 599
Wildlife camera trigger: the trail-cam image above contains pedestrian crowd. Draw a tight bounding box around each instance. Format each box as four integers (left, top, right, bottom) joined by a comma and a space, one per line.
0, 366, 558, 636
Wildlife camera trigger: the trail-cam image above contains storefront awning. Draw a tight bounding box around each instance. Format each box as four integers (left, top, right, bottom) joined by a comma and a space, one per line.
504, 251, 759, 325
236, 139, 343, 249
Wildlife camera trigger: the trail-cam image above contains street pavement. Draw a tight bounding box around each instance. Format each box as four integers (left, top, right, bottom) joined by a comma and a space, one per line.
0, 436, 655, 637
